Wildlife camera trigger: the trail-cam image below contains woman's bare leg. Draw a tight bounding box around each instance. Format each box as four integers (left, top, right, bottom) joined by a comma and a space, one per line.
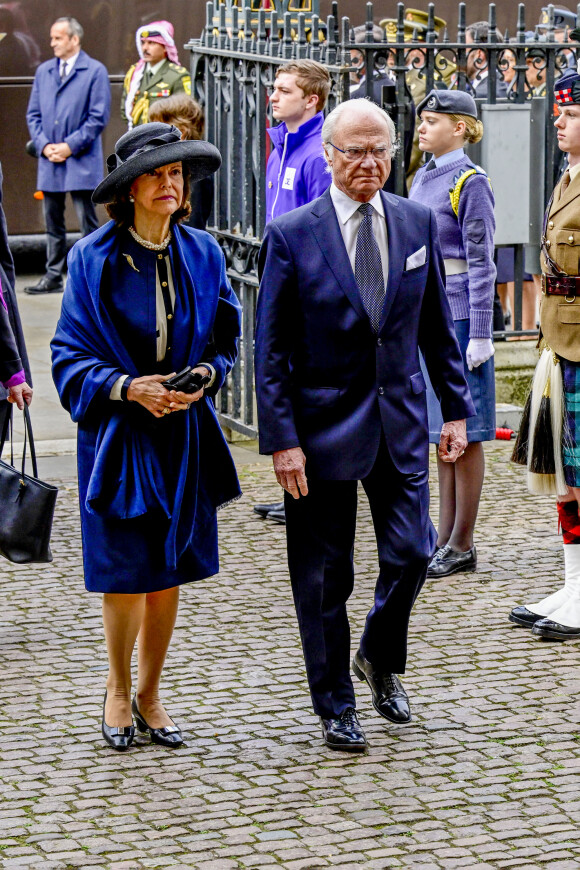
102, 593, 146, 726
435, 448, 457, 548
135, 586, 180, 728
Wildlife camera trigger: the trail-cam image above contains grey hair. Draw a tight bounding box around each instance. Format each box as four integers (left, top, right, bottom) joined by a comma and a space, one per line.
54, 17, 84, 41
321, 98, 398, 161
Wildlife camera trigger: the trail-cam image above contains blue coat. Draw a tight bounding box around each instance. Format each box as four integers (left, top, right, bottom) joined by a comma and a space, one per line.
26, 50, 111, 192
255, 187, 475, 480
51, 222, 242, 593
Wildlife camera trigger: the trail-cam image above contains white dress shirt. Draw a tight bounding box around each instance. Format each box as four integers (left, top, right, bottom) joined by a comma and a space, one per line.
329, 183, 389, 290
60, 50, 80, 79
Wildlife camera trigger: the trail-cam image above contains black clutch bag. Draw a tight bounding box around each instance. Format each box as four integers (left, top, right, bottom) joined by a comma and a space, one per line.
0, 406, 58, 564
162, 366, 211, 393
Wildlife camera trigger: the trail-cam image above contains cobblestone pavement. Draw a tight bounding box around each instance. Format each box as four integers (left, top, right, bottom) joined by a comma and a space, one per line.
1, 441, 580, 870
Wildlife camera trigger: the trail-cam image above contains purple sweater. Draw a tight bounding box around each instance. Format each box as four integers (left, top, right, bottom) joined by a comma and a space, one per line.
266, 112, 330, 223
409, 155, 496, 339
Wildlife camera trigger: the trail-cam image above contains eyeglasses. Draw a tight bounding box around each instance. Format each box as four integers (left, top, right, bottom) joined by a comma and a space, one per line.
327, 142, 390, 161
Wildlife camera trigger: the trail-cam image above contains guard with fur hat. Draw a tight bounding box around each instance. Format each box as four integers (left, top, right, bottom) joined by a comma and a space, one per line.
510, 67, 580, 639
122, 21, 191, 129
410, 89, 496, 579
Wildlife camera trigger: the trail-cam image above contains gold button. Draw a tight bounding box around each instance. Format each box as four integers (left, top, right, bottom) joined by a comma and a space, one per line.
548, 221, 554, 228
158, 254, 163, 259
167, 313, 173, 320
546, 240, 551, 248
162, 281, 168, 287
268, 181, 272, 188
569, 235, 575, 242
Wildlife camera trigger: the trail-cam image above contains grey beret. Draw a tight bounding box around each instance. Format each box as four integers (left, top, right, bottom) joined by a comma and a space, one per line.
417, 89, 478, 119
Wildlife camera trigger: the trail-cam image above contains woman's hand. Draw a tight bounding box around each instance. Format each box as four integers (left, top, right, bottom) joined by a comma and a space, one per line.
126, 368, 208, 418
126, 374, 177, 418
7, 382, 33, 409
166, 366, 210, 410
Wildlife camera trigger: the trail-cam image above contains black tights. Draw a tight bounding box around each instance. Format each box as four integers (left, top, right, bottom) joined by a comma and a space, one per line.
435, 441, 484, 552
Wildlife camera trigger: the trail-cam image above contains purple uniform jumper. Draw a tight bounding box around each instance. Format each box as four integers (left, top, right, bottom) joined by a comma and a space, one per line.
265, 111, 330, 224
410, 150, 496, 442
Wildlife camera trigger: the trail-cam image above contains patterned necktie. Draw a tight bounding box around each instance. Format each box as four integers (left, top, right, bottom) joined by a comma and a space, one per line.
560, 168, 571, 198
60, 61, 67, 81
354, 202, 385, 332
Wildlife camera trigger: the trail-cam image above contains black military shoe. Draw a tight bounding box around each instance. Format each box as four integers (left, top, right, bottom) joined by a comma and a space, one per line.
427, 544, 477, 578
352, 650, 411, 723
532, 617, 580, 640
267, 506, 286, 524
320, 707, 367, 752
253, 501, 284, 518
24, 276, 63, 295
509, 605, 542, 628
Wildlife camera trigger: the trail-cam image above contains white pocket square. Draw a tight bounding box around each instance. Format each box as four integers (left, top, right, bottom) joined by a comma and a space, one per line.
405, 246, 426, 271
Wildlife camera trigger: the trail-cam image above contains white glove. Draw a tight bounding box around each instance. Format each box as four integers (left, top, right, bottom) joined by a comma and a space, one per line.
466, 338, 494, 371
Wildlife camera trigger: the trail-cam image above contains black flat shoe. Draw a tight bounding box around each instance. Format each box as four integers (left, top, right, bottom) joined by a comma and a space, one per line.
253, 501, 284, 518
352, 649, 411, 724
320, 707, 367, 752
102, 692, 134, 751
532, 617, 580, 640
132, 697, 183, 747
509, 606, 543, 628
427, 544, 477, 578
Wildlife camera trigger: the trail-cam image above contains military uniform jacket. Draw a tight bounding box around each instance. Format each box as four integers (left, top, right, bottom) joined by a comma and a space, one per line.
122, 59, 191, 126
541, 169, 580, 362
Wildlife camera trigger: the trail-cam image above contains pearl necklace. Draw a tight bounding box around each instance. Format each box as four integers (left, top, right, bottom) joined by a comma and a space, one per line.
128, 225, 172, 251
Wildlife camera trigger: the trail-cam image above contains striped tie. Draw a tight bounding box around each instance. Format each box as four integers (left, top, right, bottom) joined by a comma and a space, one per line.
354, 202, 385, 332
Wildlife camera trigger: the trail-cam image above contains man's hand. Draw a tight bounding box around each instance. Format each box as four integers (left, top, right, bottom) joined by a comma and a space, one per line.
7, 382, 33, 410
438, 419, 468, 463
273, 447, 308, 499
42, 143, 72, 162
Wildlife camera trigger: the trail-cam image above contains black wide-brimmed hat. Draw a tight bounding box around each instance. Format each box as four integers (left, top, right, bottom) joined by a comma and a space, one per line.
92, 123, 221, 204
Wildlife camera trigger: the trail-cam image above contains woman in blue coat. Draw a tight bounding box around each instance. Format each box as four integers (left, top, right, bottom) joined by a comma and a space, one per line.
51, 124, 241, 751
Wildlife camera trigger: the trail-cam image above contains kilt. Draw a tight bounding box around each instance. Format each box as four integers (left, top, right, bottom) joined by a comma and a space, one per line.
562, 357, 580, 487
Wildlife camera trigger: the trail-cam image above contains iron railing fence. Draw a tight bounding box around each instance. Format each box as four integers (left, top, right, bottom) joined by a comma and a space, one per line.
187, 1, 579, 439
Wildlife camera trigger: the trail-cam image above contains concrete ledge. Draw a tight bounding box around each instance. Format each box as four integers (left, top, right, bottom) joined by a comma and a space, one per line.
496, 403, 524, 431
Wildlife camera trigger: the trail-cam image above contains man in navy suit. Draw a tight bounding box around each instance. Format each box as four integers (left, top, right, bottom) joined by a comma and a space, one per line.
255, 98, 474, 752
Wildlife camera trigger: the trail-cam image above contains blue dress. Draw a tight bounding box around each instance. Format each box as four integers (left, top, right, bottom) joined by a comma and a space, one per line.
51, 223, 242, 593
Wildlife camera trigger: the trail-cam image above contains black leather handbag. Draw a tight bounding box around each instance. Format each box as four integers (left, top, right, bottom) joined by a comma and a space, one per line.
0, 406, 58, 564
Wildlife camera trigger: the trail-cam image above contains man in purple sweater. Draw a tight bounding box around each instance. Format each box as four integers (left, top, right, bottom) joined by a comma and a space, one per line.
255, 60, 331, 524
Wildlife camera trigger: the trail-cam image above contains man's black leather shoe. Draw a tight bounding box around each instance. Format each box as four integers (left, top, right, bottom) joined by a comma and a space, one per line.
427, 544, 477, 578
24, 276, 63, 295
352, 649, 411, 723
320, 707, 366, 752
532, 617, 580, 640
509, 605, 542, 628
253, 500, 284, 518
267, 506, 286, 524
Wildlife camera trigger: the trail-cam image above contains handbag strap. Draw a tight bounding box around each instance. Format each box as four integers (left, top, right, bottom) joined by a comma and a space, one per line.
22, 405, 38, 479
0, 403, 13, 466
0, 405, 38, 478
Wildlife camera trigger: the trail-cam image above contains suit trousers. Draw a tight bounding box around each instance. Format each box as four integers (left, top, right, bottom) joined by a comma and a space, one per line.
284, 438, 436, 720
43, 191, 99, 282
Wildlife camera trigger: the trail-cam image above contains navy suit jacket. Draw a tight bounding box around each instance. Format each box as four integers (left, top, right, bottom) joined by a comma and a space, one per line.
255, 187, 475, 480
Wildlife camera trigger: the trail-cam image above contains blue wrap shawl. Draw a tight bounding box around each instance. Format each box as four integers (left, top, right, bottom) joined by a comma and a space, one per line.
51, 221, 241, 579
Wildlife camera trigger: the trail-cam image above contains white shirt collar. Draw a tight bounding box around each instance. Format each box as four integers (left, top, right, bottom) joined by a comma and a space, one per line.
471, 68, 489, 86
61, 50, 80, 73
147, 59, 166, 76
330, 182, 385, 225
567, 161, 580, 182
